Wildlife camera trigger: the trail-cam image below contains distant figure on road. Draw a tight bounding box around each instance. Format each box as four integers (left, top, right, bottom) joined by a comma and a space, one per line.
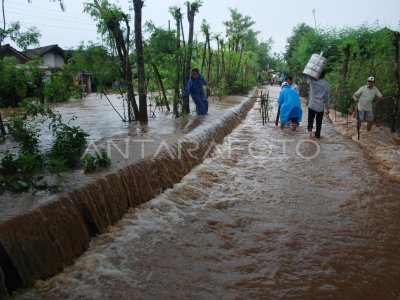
353, 76, 384, 131
278, 81, 302, 131
307, 70, 330, 139
182, 68, 208, 115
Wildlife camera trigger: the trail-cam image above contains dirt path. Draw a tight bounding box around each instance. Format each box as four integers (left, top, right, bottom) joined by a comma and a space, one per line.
18, 86, 400, 299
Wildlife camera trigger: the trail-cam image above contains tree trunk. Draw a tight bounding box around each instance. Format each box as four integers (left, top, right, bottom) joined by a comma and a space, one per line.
93, 0, 139, 121
180, 17, 187, 109
201, 40, 207, 74
1, 0, 5, 47
216, 37, 220, 85
173, 11, 182, 117
126, 65, 138, 121
220, 40, 226, 81
182, 2, 196, 115
123, 14, 139, 121
341, 44, 351, 82
133, 0, 148, 123
206, 33, 212, 96
392, 31, 400, 133
152, 63, 170, 111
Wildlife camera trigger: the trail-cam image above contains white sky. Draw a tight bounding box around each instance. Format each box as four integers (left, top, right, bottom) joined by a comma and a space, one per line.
3, 0, 400, 54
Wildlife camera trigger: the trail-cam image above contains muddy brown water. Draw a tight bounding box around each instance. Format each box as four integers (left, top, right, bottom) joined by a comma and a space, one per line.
0, 93, 244, 221
13, 86, 400, 299
0, 91, 255, 296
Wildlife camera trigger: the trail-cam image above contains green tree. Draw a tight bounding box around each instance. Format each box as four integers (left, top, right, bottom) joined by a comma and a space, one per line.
222, 8, 257, 91
169, 6, 183, 117
84, 0, 139, 121
0, 57, 27, 107
144, 22, 175, 111
255, 38, 273, 70
68, 43, 120, 93
1, 0, 64, 48
182, 0, 203, 114
223, 8, 256, 52
200, 19, 212, 95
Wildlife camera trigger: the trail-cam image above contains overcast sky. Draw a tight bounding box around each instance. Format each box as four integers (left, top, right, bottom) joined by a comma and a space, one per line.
3, 0, 400, 53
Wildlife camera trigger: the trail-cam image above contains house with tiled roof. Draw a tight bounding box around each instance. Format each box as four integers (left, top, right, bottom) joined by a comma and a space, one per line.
0, 43, 65, 70
0, 44, 31, 64
23, 44, 65, 69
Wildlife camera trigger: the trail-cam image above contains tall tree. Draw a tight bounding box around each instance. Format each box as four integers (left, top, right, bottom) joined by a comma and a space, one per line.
222, 8, 257, 89
182, 0, 202, 114
144, 22, 174, 112
214, 33, 222, 85
391, 30, 399, 132
0, 1, 41, 48
169, 6, 183, 117
84, 0, 139, 121
200, 19, 212, 95
223, 8, 255, 52
1, 0, 64, 48
132, 0, 147, 122
0, 21, 41, 49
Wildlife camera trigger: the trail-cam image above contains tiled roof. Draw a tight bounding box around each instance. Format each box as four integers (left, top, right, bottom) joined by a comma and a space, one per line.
23, 44, 64, 59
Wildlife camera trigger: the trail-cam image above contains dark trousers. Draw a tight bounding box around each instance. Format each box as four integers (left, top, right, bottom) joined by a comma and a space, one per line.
307, 108, 324, 138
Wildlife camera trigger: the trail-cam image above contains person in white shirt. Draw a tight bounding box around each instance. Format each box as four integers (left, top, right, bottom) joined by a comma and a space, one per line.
353, 76, 384, 131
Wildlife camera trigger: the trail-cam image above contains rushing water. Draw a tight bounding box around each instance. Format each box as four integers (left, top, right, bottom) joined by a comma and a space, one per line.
0, 92, 244, 221
16, 86, 400, 299
0, 91, 254, 296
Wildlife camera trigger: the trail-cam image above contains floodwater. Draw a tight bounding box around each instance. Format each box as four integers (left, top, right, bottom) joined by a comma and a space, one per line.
17, 86, 400, 299
330, 109, 400, 184
0, 92, 244, 221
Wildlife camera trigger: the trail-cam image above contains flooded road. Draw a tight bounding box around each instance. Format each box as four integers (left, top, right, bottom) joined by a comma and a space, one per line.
18, 86, 400, 299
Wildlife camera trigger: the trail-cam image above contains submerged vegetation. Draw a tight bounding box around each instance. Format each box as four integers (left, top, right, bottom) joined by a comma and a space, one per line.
0, 102, 97, 192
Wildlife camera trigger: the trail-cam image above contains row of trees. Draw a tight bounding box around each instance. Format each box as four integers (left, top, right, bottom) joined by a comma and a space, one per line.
81, 0, 279, 121
284, 23, 400, 130
1, 0, 281, 122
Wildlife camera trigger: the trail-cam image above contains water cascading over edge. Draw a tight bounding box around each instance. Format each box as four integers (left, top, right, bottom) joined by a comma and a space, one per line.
0, 95, 256, 297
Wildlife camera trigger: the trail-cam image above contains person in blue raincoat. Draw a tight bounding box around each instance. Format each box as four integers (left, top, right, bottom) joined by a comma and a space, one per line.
277, 81, 302, 131
182, 68, 208, 115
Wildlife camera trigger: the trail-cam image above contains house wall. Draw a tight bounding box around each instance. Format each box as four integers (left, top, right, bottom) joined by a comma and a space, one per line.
54, 54, 65, 67
41, 53, 65, 68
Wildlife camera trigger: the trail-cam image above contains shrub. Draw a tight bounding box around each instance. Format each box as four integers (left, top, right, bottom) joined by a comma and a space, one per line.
51, 124, 89, 167
0, 57, 28, 107
7, 116, 40, 155
1, 103, 96, 193
83, 148, 111, 173
83, 153, 97, 173
44, 74, 71, 102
